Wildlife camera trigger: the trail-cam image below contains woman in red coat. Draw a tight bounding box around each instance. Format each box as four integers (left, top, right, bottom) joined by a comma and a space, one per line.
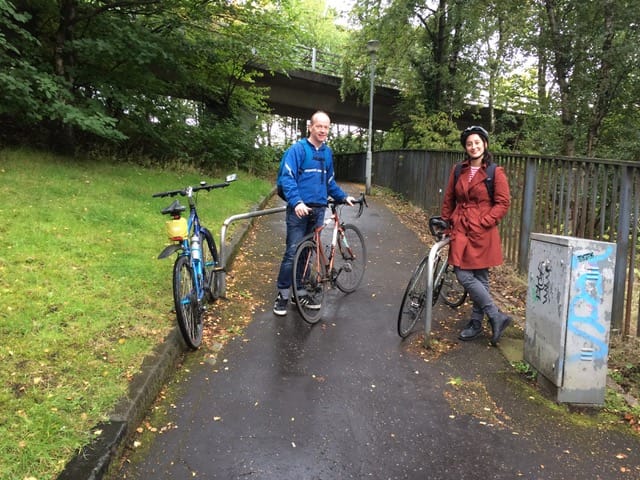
441, 126, 512, 346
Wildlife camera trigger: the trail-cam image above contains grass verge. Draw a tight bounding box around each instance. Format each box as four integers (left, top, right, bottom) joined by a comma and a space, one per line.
0, 148, 272, 480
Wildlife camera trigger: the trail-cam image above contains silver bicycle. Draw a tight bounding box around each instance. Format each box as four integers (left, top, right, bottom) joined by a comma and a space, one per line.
397, 216, 467, 338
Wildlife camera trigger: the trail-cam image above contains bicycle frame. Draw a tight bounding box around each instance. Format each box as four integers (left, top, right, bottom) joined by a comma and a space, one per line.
182, 190, 206, 301
423, 235, 451, 346
313, 207, 341, 283
308, 200, 362, 286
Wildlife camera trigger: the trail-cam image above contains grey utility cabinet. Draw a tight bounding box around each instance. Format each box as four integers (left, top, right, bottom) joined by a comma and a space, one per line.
524, 233, 616, 405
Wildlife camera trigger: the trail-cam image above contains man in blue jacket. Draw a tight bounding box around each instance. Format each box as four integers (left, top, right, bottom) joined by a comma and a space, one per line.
274, 110, 354, 316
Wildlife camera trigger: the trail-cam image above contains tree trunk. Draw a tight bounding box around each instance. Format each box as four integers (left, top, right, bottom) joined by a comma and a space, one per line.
586, 1, 615, 157
536, 21, 549, 113
53, 0, 78, 153
544, 0, 576, 156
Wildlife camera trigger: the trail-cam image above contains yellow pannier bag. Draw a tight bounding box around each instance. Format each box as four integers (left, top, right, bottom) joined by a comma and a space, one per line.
165, 217, 188, 240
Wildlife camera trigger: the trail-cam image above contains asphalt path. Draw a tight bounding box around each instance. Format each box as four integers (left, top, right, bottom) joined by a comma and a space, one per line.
116, 192, 640, 480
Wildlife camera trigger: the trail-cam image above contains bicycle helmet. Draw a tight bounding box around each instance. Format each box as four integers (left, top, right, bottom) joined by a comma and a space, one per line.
460, 126, 489, 147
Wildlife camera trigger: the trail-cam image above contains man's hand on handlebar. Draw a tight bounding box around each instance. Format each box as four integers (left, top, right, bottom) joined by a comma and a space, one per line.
294, 202, 312, 218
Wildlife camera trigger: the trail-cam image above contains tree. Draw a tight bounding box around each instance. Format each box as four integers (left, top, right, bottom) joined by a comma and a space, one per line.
0, 0, 303, 167
341, 0, 535, 147
540, 0, 640, 156
0, 0, 126, 149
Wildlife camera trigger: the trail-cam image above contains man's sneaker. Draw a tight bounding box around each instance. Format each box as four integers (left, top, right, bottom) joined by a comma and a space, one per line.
273, 293, 288, 316
291, 294, 321, 310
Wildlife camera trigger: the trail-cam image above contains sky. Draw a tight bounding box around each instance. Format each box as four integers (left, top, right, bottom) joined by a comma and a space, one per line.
325, 0, 355, 27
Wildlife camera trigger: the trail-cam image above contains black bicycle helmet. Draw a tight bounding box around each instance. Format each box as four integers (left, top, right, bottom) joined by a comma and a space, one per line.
460, 126, 489, 147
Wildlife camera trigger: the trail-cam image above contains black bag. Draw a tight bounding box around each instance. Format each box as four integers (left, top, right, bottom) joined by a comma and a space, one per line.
454, 161, 498, 204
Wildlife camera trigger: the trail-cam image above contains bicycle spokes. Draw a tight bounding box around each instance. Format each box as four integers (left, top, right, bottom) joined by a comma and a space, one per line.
397, 257, 429, 338
334, 224, 366, 293
173, 256, 204, 349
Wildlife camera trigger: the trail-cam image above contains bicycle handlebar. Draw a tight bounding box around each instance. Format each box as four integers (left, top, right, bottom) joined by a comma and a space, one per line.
328, 193, 368, 218
152, 175, 236, 199
429, 216, 450, 240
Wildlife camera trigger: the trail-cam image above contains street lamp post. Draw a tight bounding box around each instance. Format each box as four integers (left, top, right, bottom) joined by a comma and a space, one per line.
365, 39, 380, 195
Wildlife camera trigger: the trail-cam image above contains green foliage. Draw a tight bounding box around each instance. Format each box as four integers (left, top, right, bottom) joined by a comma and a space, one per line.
0, 147, 272, 479
0, 0, 304, 163
0, 1, 129, 143
338, 0, 640, 158
405, 109, 460, 150
507, 114, 564, 155
538, 0, 640, 156
597, 107, 640, 161
288, 0, 350, 55
512, 361, 537, 382
4, 0, 640, 161
330, 131, 367, 154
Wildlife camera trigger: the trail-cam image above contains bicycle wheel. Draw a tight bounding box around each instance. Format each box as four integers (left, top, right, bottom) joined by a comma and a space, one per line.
200, 228, 221, 301
440, 263, 468, 307
292, 239, 325, 324
397, 256, 429, 338
173, 255, 204, 349
334, 224, 367, 293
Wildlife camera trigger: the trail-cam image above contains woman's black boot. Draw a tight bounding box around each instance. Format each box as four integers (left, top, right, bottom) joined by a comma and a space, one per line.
458, 319, 482, 341
489, 313, 512, 346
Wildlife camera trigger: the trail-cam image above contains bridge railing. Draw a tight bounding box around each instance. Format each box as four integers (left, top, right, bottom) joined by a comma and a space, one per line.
295, 45, 342, 76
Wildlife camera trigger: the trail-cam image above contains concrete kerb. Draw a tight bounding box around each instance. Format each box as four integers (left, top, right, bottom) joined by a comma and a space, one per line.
57, 192, 279, 480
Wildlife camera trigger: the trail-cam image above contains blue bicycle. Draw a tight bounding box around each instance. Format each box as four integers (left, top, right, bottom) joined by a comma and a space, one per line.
153, 174, 236, 349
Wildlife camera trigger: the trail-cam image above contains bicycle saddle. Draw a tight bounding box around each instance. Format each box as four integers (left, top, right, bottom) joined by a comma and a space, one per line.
161, 200, 186, 216
428, 216, 449, 236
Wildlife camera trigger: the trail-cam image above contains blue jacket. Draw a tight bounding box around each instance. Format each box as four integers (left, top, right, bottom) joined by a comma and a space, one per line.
279, 138, 347, 208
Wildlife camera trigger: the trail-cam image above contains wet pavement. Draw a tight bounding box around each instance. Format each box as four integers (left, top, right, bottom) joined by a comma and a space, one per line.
114, 192, 640, 480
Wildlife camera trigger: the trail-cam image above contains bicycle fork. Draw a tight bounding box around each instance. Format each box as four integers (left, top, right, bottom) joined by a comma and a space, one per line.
178, 238, 207, 313
332, 227, 356, 276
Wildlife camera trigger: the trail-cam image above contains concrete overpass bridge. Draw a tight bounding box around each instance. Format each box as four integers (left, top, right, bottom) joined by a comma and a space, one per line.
252, 46, 500, 132
253, 67, 401, 131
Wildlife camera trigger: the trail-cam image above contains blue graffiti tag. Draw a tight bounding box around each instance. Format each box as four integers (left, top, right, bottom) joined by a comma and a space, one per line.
565, 246, 614, 364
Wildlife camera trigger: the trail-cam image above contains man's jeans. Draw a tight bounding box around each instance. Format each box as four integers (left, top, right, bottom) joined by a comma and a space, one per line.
276, 205, 325, 296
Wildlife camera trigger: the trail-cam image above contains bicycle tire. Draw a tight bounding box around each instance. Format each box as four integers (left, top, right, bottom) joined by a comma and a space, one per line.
397, 256, 429, 338
292, 239, 325, 324
173, 255, 204, 349
334, 224, 366, 293
440, 263, 468, 307
200, 228, 220, 301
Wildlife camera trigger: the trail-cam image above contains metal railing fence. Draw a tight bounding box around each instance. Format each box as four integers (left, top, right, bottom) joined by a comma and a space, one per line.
335, 150, 640, 336
295, 46, 341, 75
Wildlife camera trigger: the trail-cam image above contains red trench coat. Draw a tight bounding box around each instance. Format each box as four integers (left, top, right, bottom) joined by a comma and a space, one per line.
441, 161, 511, 270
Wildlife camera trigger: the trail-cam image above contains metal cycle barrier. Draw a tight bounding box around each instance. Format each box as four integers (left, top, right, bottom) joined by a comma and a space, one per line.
423, 236, 451, 347
219, 205, 287, 296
